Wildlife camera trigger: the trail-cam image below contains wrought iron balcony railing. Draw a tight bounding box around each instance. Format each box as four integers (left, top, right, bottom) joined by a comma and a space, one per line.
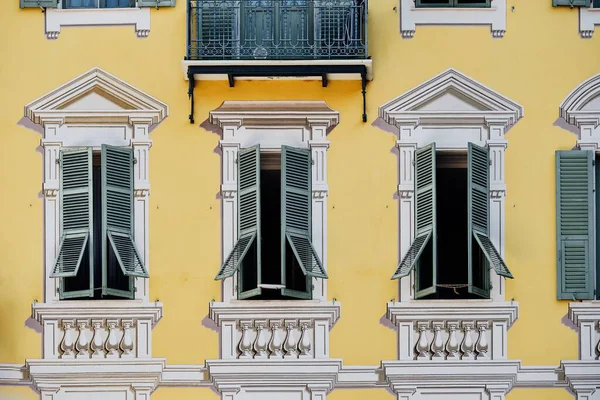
186, 0, 368, 60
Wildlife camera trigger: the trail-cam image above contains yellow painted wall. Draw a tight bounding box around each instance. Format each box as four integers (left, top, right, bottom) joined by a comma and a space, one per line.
0, 0, 598, 398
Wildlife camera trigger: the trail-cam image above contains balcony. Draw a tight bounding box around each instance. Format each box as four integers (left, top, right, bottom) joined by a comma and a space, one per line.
182, 0, 372, 124
186, 0, 368, 61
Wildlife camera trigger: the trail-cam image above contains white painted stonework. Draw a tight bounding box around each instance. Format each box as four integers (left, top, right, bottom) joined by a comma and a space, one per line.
399, 0, 507, 39
44, 8, 151, 40
20, 67, 168, 400
580, 6, 600, 38
560, 71, 600, 151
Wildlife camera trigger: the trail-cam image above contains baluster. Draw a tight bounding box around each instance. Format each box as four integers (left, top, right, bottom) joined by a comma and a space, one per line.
120, 320, 134, 358
253, 321, 269, 359
90, 320, 105, 358
60, 320, 75, 359
105, 320, 120, 359
475, 322, 489, 360
238, 321, 254, 359
75, 321, 90, 358
445, 321, 460, 360
461, 321, 475, 360
415, 322, 431, 360
430, 322, 446, 359
283, 321, 299, 359
298, 321, 312, 358
269, 321, 283, 359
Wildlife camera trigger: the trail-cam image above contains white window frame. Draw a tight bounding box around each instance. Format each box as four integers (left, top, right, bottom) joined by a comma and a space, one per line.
580, 4, 600, 38
24, 67, 168, 303
208, 101, 339, 302
44, 1, 150, 39
378, 68, 523, 302
399, 0, 507, 39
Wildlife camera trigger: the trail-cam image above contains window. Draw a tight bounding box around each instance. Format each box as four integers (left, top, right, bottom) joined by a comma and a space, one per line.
555, 150, 600, 300
215, 145, 327, 300
416, 0, 490, 8
51, 145, 148, 300
392, 142, 513, 299
63, 0, 135, 8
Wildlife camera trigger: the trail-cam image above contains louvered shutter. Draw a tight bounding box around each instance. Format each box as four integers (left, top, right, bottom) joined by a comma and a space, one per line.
552, 0, 590, 7
281, 146, 326, 286
20, 0, 57, 8
52, 149, 93, 289
468, 143, 513, 297
556, 150, 595, 300
216, 146, 262, 298
101, 145, 146, 298
136, 0, 175, 7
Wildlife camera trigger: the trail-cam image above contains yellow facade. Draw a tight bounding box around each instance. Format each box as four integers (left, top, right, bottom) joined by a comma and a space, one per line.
0, 0, 599, 399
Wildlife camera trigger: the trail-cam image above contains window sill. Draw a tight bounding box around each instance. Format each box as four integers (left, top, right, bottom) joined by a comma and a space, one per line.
400, 0, 506, 38
208, 300, 341, 360
581, 7, 600, 38
32, 300, 163, 360
45, 7, 150, 39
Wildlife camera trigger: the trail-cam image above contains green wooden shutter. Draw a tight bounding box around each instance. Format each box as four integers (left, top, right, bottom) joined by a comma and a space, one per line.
20, 0, 57, 8
137, 0, 175, 7
556, 150, 595, 300
468, 143, 513, 300
281, 146, 326, 278
101, 145, 146, 299
53, 149, 94, 298
392, 231, 432, 279
414, 143, 437, 298
552, 0, 590, 7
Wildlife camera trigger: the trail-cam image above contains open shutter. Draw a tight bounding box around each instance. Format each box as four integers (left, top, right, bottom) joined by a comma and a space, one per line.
556, 150, 595, 300
552, 0, 590, 7
53, 149, 94, 298
137, 0, 175, 7
102, 145, 146, 299
20, 0, 57, 8
413, 143, 438, 299
216, 146, 262, 299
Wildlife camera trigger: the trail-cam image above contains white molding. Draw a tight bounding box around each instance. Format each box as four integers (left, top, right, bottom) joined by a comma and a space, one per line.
580, 7, 600, 39
209, 301, 340, 360
209, 101, 339, 303
399, 0, 507, 39
568, 302, 600, 361
377, 68, 523, 302
24, 67, 168, 304
183, 59, 374, 82
559, 72, 600, 152
44, 8, 151, 40
561, 361, 600, 400
387, 301, 518, 361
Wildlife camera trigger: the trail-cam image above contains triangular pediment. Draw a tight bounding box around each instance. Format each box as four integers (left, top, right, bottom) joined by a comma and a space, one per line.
25, 67, 168, 125
379, 69, 523, 125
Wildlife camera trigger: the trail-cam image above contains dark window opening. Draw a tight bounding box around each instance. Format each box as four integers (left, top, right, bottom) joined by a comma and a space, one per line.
416, 0, 490, 8
62, 152, 132, 300
64, 0, 135, 9
241, 153, 310, 300
419, 152, 488, 299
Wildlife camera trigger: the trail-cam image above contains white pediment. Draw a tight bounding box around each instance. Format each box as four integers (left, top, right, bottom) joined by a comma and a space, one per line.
379, 69, 523, 127
25, 67, 168, 125
560, 73, 600, 128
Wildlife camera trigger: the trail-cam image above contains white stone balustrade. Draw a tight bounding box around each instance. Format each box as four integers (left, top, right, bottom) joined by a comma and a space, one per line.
568, 303, 600, 361
32, 301, 163, 360
386, 301, 518, 361
209, 301, 340, 360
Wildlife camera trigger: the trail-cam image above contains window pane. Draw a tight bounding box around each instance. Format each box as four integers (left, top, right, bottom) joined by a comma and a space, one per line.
103, 0, 135, 8
416, 0, 453, 7
455, 0, 490, 6
65, 0, 98, 8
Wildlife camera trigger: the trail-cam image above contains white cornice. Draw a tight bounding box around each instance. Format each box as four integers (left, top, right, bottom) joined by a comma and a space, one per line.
568, 302, 600, 326
209, 101, 340, 129
25, 67, 169, 126
379, 69, 523, 129
209, 300, 341, 328
32, 300, 163, 326
560, 73, 600, 128
386, 301, 519, 328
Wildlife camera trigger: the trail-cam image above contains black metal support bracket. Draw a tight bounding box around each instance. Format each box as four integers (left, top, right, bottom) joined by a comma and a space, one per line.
186, 63, 369, 124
